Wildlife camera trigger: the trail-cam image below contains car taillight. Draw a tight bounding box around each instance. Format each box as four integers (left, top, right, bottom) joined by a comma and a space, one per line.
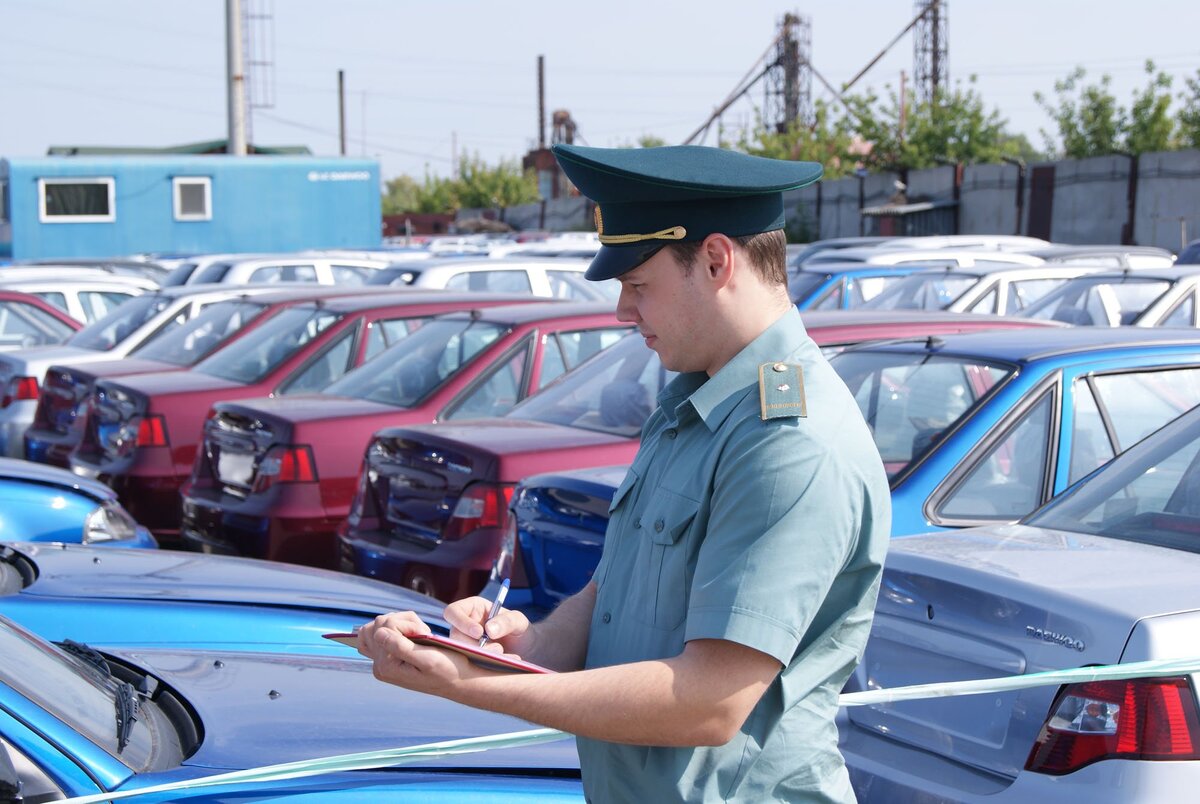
1, 376, 39, 408
1025, 676, 1200, 775
443, 483, 515, 541
253, 445, 318, 493
136, 415, 169, 447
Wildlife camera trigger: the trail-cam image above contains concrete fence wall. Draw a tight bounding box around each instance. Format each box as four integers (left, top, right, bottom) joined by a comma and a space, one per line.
463, 148, 1200, 253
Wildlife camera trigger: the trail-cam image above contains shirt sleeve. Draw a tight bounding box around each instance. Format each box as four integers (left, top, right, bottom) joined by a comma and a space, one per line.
685, 415, 866, 666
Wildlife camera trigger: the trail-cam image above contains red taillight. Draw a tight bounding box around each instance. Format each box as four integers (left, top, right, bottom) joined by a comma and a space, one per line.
1026, 676, 1200, 775
1, 376, 39, 408
443, 483, 515, 541
135, 415, 169, 447
253, 445, 318, 493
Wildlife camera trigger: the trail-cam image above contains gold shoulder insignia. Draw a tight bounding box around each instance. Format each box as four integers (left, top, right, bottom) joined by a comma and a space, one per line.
758, 362, 807, 420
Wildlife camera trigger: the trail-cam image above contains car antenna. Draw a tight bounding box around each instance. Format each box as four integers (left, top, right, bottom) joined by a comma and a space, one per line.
925, 335, 943, 349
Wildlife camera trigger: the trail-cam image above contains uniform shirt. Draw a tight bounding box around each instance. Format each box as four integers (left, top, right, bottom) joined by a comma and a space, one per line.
578, 307, 891, 803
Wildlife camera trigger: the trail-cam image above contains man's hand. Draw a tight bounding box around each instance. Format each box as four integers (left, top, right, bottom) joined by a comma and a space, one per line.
356, 611, 490, 696
444, 595, 536, 657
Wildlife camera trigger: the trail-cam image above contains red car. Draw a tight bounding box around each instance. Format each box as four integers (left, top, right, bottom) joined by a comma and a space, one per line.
67, 291, 538, 544
0, 289, 81, 350
25, 286, 389, 468
180, 301, 629, 568
338, 310, 1062, 601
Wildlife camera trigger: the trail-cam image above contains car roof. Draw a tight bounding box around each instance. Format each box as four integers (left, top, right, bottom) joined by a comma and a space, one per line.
799, 309, 1062, 329
897, 262, 1094, 277
302, 290, 541, 313
847, 323, 1200, 363
1028, 244, 1176, 258
1052, 264, 1200, 281
0, 457, 109, 501
442, 300, 617, 325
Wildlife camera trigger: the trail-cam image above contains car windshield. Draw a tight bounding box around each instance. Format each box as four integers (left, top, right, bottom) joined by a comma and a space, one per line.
860, 271, 979, 311
1016, 277, 1173, 326
190, 261, 236, 283
131, 299, 270, 366
1028, 406, 1200, 554
193, 305, 342, 383
507, 332, 674, 438
67, 294, 172, 352
324, 318, 506, 407
0, 300, 74, 347
788, 271, 830, 303
0, 617, 157, 769
830, 348, 1014, 477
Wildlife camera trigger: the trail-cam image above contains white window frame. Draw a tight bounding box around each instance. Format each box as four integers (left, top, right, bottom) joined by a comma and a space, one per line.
172, 176, 212, 221
38, 177, 115, 223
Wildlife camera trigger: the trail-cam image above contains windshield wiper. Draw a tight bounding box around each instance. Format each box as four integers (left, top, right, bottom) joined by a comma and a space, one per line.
115, 681, 140, 754
57, 639, 114, 678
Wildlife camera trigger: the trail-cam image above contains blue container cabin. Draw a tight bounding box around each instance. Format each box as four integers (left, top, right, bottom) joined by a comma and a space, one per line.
0, 155, 381, 260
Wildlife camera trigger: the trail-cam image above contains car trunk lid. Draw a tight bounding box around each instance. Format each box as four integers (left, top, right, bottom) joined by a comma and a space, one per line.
852, 523, 1200, 779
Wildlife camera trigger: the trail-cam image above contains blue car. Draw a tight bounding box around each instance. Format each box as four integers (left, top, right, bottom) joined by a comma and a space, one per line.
486, 328, 1200, 617
0, 614, 582, 802
0, 457, 155, 548
790, 262, 924, 310
0, 541, 447, 653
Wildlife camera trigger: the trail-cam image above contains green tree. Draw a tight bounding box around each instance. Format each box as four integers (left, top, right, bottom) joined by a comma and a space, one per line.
1035, 67, 1120, 157
1178, 69, 1200, 150
1124, 61, 1176, 154
381, 171, 456, 214
452, 153, 540, 209
727, 99, 859, 178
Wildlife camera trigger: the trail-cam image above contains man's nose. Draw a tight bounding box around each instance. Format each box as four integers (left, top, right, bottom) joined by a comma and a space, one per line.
616, 285, 638, 323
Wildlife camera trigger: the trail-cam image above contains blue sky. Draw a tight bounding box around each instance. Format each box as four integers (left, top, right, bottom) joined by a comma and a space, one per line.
2, 1, 1196, 181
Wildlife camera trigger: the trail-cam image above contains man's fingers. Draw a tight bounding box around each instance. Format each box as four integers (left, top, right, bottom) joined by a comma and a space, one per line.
443, 596, 491, 639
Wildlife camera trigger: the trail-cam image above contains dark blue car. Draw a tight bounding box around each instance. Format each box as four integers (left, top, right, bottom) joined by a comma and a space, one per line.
0, 614, 582, 802
487, 328, 1200, 617
0, 457, 155, 548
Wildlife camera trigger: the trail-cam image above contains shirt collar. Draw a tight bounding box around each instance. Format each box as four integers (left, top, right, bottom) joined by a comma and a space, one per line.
659, 307, 809, 432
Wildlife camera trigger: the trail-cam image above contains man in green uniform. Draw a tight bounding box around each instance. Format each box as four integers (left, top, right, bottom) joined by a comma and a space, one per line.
356, 143, 891, 802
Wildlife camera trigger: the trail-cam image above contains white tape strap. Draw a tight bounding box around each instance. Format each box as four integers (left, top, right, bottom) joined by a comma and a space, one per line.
55, 656, 1200, 802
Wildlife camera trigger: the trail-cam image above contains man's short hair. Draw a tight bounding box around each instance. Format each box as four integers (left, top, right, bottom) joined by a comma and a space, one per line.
668, 230, 788, 287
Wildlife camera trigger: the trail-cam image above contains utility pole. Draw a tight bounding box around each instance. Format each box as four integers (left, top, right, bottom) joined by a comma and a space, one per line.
764, 12, 812, 133
537, 55, 546, 149
225, 0, 248, 155
337, 70, 346, 155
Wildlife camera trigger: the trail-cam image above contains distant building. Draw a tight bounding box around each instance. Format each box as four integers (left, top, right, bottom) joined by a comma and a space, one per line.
0, 146, 381, 259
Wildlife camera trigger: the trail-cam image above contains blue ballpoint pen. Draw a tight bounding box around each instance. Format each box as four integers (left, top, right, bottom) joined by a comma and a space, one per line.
478, 578, 510, 647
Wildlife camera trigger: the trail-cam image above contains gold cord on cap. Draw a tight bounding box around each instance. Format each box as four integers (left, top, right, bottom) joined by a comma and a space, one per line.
598, 226, 688, 245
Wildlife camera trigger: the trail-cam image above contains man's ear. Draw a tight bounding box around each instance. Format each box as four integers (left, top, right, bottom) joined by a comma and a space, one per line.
701, 234, 736, 285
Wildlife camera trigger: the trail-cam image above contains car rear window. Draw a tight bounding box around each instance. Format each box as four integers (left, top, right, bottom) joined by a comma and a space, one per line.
193, 306, 342, 384
325, 318, 506, 407
507, 332, 673, 438
830, 348, 1014, 478
131, 300, 269, 366
1027, 411, 1200, 553
860, 272, 979, 311
66, 294, 172, 352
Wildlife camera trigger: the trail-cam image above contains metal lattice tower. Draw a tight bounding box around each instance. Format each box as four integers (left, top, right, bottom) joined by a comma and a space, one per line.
913, 0, 948, 104
763, 12, 812, 133
242, 0, 276, 143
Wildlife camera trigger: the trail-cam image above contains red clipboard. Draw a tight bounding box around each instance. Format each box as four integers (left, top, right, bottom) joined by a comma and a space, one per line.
323, 631, 555, 675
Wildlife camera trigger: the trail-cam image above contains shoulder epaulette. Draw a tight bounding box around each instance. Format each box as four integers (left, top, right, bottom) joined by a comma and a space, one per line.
758, 362, 807, 420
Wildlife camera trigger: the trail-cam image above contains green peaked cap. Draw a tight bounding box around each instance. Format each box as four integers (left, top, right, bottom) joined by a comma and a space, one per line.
551, 143, 823, 280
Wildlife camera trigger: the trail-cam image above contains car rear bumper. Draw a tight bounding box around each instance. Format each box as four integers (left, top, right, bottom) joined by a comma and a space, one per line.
181, 485, 340, 568
338, 524, 502, 599
839, 717, 1200, 802
23, 427, 77, 467
0, 400, 37, 458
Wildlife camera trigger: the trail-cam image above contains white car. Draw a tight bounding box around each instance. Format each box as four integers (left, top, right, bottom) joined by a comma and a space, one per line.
0, 276, 159, 323
0, 283, 307, 457
184, 254, 400, 286
365, 256, 618, 300
807, 247, 1047, 268
865, 234, 1051, 253
860, 263, 1107, 315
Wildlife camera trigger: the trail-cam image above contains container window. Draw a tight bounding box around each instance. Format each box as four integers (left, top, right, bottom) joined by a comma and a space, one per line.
173, 177, 211, 221
38, 177, 115, 223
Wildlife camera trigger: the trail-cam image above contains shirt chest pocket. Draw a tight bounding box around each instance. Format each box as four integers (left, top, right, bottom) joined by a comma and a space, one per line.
631, 491, 698, 631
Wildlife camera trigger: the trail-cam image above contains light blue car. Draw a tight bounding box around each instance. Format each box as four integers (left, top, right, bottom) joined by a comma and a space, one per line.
0, 457, 155, 548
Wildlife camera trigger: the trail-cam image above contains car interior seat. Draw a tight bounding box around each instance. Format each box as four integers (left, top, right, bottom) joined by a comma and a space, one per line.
599, 378, 651, 429
1051, 307, 1097, 326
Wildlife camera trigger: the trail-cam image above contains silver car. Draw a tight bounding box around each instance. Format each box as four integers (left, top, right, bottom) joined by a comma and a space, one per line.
840, 403, 1200, 802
